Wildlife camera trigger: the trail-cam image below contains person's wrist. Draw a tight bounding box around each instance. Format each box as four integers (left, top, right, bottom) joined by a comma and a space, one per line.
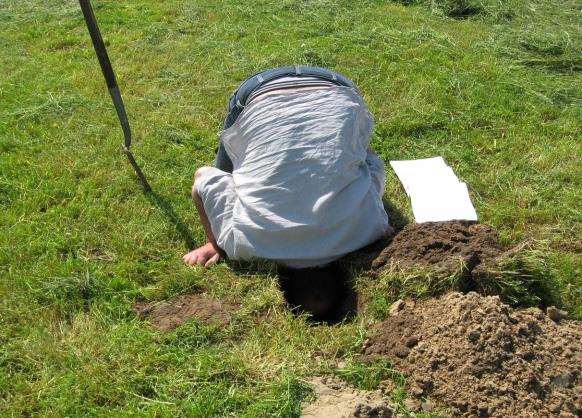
210, 241, 225, 256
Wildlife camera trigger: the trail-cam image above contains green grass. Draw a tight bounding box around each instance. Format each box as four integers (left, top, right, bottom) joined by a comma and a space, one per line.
0, 0, 580, 415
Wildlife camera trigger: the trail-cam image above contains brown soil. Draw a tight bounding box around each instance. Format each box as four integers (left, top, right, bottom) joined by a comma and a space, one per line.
371, 220, 503, 275
362, 292, 581, 417
134, 293, 237, 331
301, 376, 395, 418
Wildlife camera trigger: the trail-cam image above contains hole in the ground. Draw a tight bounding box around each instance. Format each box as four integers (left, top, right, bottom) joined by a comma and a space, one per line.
278, 262, 357, 324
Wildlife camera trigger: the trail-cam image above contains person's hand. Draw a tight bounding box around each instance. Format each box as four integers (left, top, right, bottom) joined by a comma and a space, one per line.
183, 242, 221, 267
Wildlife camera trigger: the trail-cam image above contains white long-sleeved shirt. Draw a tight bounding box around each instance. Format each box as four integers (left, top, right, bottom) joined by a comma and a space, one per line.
196, 86, 389, 268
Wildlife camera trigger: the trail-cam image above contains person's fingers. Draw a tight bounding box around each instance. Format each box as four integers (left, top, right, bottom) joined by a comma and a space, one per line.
183, 247, 221, 267
204, 253, 220, 268
184, 252, 199, 266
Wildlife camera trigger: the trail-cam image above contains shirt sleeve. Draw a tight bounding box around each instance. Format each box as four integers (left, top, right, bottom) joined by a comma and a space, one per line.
194, 167, 236, 255
365, 150, 386, 198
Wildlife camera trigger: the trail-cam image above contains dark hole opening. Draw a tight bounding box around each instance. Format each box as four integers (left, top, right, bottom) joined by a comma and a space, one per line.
278, 262, 358, 325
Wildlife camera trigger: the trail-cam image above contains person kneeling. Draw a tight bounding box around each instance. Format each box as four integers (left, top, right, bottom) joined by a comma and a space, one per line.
183, 66, 392, 317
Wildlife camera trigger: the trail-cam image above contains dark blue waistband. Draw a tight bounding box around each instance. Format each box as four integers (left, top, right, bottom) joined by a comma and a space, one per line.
223, 66, 358, 129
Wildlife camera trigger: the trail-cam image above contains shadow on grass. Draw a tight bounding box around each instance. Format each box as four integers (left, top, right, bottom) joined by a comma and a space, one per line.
144, 189, 197, 249
383, 198, 410, 232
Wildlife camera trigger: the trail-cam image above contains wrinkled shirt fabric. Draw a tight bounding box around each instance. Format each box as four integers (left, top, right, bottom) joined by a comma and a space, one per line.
196, 86, 389, 268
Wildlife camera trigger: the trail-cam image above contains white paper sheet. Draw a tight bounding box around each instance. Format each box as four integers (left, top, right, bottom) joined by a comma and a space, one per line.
390, 157, 478, 223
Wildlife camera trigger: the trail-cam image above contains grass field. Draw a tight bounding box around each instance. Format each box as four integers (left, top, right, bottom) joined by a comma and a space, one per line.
1, 0, 580, 415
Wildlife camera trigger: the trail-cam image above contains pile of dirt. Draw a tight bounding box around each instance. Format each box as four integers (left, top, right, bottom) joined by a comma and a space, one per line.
134, 293, 238, 331
371, 220, 503, 275
301, 376, 395, 418
362, 292, 581, 417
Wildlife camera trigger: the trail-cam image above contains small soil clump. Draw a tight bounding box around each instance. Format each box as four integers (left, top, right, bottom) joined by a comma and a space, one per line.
362, 292, 581, 417
302, 376, 395, 418
134, 293, 237, 331
371, 220, 502, 275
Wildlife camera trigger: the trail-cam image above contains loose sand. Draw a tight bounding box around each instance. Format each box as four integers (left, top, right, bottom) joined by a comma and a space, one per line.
301, 376, 395, 418
362, 292, 581, 417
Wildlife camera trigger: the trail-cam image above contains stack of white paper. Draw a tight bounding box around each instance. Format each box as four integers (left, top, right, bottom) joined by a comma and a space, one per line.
390, 157, 478, 223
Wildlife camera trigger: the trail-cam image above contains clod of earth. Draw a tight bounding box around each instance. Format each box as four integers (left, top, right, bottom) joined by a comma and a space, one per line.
363, 220, 559, 306
388, 299, 405, 316
301, 376, 395, 418
362, 292, 581, 417
547, 305, 569, 322
371, 220, 503, 274
134, 293, 238, 331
